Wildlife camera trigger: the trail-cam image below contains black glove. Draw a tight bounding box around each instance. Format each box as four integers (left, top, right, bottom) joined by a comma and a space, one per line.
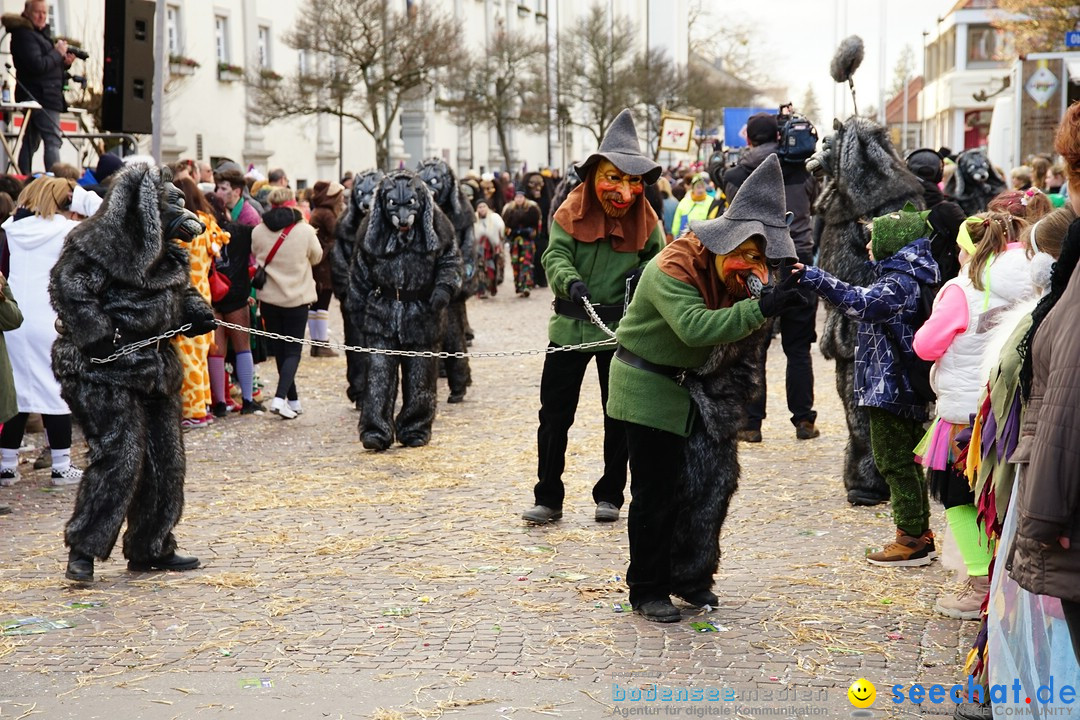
82, 335, 115, 359
183, 305, 217, 337
758, 279, 810, 318
568, 280, 590, 307
161, 181, 206, 243
431, 287, 451, 311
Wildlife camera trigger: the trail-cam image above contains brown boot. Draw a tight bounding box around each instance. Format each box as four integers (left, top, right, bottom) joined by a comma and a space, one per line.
310, 345, 339, 358
934, 575, 990, 620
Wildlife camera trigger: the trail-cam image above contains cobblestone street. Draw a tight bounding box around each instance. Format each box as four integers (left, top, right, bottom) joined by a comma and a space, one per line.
0, 287, 975, 719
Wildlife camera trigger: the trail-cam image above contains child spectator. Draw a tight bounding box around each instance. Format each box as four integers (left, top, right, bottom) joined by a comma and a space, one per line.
797, 207, 940, 565
913, 211, 1035, 618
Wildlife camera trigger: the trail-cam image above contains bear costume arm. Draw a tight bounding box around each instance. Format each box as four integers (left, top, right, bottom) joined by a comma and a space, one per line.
49, 256, 115, 350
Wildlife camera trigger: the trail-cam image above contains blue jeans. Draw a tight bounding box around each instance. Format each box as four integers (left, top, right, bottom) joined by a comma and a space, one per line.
19, 107, 61, 175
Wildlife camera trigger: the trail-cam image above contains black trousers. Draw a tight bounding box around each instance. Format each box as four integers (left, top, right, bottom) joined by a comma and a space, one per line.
260, 302, 308, 400
1063, 598, 1080, 667
0, 412, 72, 450
744, 274, 818, 430
624, 421, 685, 607
534, 347, 627, 510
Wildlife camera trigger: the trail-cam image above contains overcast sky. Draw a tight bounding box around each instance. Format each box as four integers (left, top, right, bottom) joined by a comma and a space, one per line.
729, 0, 952, 123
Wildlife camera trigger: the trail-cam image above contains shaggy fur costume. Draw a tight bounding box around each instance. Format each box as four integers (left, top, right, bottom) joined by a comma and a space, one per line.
331, 169, 383, 405
418, 160, 476, 400
50, 165, 215, 563
813, 116, 924, 503
670, 325, 770, 596
350, 171, 462, 449
945, 149, 1007, 216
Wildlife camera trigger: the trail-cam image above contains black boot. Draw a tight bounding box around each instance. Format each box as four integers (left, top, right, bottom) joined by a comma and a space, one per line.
674, 588, 719, 608
65, 549, 94, 582
127, 552, 200, 572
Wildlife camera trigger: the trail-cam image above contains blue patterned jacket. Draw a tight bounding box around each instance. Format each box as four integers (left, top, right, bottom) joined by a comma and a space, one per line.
802, 237, 940, 420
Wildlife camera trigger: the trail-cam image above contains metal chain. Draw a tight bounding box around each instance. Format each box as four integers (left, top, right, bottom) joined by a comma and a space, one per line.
86, 299, 620, 364
89, 324, 194, 364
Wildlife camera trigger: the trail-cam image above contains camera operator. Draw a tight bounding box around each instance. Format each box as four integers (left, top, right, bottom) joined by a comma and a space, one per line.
3, 0, 75, 174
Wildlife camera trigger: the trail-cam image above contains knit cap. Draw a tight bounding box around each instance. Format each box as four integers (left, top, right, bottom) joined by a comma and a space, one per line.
870, 202, 930, 260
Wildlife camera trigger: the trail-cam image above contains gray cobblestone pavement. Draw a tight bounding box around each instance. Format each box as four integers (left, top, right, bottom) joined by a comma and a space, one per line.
0, 286, 975, 719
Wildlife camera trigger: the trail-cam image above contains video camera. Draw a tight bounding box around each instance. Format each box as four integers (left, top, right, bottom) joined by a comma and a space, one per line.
68, 46, 89, 61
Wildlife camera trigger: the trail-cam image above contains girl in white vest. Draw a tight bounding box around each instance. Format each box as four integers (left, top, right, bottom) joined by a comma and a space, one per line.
913, 211, 1036, 619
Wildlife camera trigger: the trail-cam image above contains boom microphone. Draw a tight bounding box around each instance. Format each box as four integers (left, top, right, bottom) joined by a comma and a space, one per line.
830, 35, 864, 115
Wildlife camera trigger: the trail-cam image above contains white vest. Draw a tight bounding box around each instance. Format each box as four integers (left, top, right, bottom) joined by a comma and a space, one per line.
931, 247, 1035, 423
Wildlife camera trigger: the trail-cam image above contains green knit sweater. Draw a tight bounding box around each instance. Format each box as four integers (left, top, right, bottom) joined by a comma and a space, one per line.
607, 261, 767, 436
541, 219, 663, 351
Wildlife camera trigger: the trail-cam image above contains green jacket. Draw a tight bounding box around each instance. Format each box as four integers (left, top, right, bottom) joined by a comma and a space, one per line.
607, 260, 766, 436
542, 219, 663, 351
0, 279, 24, 424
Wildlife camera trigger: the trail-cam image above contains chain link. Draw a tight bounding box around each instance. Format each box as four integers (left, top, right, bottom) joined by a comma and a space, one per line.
86, 299, 620, 363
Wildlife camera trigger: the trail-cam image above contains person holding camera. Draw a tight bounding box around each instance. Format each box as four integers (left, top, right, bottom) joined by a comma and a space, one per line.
725, 112, 821, 443
3, 0, 77, 175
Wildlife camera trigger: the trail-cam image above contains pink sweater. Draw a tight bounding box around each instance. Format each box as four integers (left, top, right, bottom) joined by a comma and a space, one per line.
913, 284, 968, 361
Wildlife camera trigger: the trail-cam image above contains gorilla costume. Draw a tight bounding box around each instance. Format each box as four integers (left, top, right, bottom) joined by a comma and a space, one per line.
809, 116, 924, 505
50, 164, 214, 581
417, 159, 476, 403
350, 171, 462, 450
945, 148, 1007, 216
330, 169, 383, 409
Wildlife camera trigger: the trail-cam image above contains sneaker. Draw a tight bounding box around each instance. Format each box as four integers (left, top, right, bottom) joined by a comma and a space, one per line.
212, 401, 230, 418
954, 701, 993, 720
241, 399, 266, 415
795, 420, 820, 440
51, 466, 83, 486
866, 529, 937, 567
287, 399, 303, 415
180, 415, 212, 430
934, 575, 990, 620
736, 429, 762, 443
270, 397, 298, 420
0, 468, 19, 487
522, 504, 562, 524
595, 502, 620, 522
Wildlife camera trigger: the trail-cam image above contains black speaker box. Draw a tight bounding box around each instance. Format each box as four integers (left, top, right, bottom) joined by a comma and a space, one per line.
101, 0, 155, 134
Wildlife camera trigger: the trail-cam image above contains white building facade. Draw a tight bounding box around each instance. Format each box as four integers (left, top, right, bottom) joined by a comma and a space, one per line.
2, 0, 687, 185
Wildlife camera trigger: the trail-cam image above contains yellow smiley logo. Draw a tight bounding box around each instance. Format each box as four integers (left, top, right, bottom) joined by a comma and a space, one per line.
848, 678, 876, 708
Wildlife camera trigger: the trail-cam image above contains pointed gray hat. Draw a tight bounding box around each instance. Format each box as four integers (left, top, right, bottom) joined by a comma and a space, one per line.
575, 109, 662, 184
689, 155, 797, 260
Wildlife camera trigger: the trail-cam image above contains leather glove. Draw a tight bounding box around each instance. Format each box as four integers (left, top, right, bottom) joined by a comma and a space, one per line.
758, 278, 810, 318
431, 287, 451, 311
161, 181, 206, 242
183, 304, 217, 337
568, 280, 590, 307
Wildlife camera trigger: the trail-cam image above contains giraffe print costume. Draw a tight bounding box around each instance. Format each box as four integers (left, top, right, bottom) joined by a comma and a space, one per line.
172, 211, 229, 420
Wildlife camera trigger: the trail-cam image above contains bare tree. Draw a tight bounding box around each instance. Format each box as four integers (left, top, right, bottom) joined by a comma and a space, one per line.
684, 59, 755, 158
246, 0, 462, 170
559, 4, 638, 144
631, 47, 688, 160
799, 84, 821, 129
993, 0, 1078, 55
889, 44, 917, 98
441, 30, 547, 174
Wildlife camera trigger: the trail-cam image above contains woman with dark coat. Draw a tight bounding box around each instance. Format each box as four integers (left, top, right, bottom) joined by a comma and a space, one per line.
307, 181, 345, 357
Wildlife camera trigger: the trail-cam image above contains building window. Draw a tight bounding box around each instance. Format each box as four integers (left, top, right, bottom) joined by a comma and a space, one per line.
166, 5, 182, 55
47, 1, 65, 36
257, 25, 271, 69
298, 49, 311, 76
967, 24, 1013, 69
215, 15, 229, 64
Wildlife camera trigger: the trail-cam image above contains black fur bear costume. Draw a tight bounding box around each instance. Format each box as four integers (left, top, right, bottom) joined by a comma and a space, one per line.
50, 164, 214, 576
330, 169, 383, 408
945, 148, 1007, 216
417, 159, 476, 403
812, 116, 924, 505
671, 327, 769, 596
349, 171, 462, 450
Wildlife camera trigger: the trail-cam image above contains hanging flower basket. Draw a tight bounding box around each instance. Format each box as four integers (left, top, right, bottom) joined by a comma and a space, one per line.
169, 54, 200, 76
217, 62, 244, 83
258, 68, 284, 85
